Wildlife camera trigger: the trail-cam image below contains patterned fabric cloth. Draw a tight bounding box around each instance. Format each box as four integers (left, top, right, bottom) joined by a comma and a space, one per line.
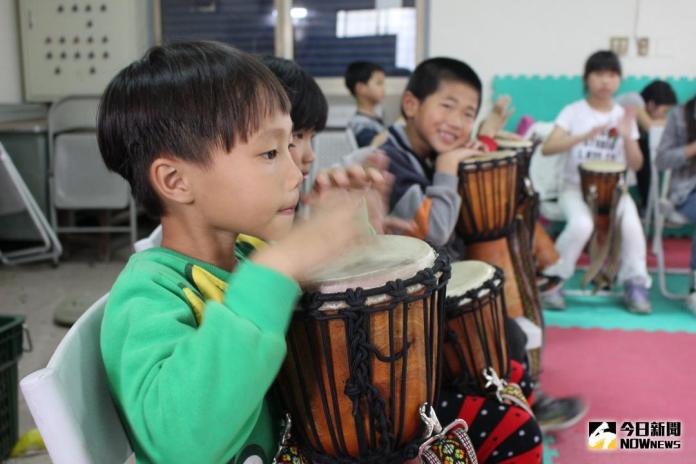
436, 360, 543, 464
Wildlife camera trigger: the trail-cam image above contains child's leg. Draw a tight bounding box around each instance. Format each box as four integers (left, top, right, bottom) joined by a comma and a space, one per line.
616, 193, 651, 286
543, 188, 594, 280
676, 190, 696, 276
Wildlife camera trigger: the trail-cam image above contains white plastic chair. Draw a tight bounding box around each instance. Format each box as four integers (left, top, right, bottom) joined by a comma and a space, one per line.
48, 96, 137, 247
643, 126, 666, 234
0, 143, 62, 265
308, 128, 358, 188
527, 122, 566, 222
133, 225, 163, 253
20, 294, 133, 464
651, 169, 690, 300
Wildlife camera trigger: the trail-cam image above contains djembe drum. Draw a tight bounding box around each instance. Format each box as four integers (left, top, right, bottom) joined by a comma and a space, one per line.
578, 160, 627, 288
276, 235, 451, 463
495, 139, 548, 378
442, 260, 509, 392
496, 137, 559, 272
457, 151, 528, 319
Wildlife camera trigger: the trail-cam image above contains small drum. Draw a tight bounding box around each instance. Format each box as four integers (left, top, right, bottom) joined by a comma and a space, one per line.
442, 261, 509, 392
494, 138, 536, 184
277, 235, 450, 462
579, 160, 626, 214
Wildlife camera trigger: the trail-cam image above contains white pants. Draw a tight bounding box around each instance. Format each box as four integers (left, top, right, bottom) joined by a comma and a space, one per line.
544, 187, 651, 286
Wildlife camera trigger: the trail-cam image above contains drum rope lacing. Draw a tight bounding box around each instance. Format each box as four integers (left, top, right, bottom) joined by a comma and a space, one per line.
289, 256, 452, 463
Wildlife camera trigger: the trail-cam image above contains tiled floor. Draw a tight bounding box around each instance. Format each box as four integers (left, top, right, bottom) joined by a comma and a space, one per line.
1, 252, 129, 463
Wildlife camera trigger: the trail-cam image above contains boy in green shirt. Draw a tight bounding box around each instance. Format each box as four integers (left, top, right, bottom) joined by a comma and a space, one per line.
97, 41, 370, 463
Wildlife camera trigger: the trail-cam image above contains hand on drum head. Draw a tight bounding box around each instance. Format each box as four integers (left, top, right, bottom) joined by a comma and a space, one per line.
435, 146, 485, 175
311, 151, 415, 235
252, 189, 372, 283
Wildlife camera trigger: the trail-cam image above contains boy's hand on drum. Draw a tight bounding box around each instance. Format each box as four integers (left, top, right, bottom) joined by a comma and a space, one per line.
436, 147, 485, 175
310, 151, 407, 236
253, 189, 370, 283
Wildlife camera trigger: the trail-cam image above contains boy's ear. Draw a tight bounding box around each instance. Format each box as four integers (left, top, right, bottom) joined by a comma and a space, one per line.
355, 81, 367, 96
402, 90, 420, 119
149, 156, 195, 206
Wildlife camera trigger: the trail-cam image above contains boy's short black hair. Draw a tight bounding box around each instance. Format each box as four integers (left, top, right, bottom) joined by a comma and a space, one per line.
403, 57, 482, 116
344, 61, 384, 96
98, 41, 290, 217
584, 50, 622, 80
641, 80, 677, 106
261, 56, 327, 133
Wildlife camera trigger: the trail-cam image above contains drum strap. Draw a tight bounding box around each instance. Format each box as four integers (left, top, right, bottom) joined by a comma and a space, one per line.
582, 185, 625, 290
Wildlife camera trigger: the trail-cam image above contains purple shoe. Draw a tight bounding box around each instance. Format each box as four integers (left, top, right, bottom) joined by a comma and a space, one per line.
623, 280, 651, 314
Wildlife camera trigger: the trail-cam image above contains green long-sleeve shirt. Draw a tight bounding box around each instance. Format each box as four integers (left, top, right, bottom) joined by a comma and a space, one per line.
101, 246, 300, 463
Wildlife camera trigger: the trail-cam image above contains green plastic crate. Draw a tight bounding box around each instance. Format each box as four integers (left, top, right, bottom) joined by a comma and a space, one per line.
0, 316, 25, 460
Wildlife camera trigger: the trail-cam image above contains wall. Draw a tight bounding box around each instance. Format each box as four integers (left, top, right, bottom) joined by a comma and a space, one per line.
428, 0, 696, 114
0, 0, 22, 103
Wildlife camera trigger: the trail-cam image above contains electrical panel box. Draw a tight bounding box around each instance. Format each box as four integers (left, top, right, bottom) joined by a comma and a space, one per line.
18, 0, 152, 102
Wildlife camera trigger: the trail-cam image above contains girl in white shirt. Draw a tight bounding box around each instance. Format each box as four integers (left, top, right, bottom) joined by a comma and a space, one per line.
541, 50, 651, 314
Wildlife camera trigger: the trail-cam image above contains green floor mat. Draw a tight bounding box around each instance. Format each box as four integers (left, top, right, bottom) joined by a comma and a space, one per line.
544, 271, 696, 333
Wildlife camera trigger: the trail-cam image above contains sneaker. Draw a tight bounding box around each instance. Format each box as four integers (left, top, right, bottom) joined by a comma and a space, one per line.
533, 393, 588, 433
537, 274, 563, 294
540, 285, 565, 310
623, 280, 651, 314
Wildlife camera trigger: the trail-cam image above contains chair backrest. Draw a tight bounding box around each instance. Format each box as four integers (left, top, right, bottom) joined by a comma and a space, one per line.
20, 294, 133, 464
649, 126, 665, 163
53, 133, 129, 209
133, 224, 163, 253
0, 148, 26, 216
528, 122, 565, 201
312, 129, 359, 172
48, 96, 100, 135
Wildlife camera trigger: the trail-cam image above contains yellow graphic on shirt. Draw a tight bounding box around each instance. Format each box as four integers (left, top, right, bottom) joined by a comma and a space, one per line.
182, 264, 229, 325
180, 235, 266, 324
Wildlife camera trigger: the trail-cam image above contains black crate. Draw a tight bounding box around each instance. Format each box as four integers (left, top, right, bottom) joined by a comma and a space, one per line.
0, 316, 25, 460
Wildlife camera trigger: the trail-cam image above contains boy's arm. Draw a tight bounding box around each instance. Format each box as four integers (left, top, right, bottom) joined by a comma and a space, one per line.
385, 147, 462, 246
355, 127, 380, 148
102, 260, 300, 463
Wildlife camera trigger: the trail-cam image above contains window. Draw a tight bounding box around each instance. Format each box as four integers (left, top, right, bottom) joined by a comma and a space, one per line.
292, 0, 416, 77
161, 0, 275, 55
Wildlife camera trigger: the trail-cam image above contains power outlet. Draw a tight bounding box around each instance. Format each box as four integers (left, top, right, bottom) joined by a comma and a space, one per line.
609, 36, 629, 56
637, 37, 649, 56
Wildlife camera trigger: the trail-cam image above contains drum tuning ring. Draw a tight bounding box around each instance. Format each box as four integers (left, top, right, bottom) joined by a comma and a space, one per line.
418, 404, 473, 459
419, 402, 443, 438
483, 367, 505, 402
279, 413, 294, 446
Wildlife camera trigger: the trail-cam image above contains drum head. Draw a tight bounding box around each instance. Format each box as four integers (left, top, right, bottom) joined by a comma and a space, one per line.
460, 150, 517, 166
494, 138, 533, 149
307, 235, 436, 294
447, 260, 497, 299
580, 160, 626, 173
